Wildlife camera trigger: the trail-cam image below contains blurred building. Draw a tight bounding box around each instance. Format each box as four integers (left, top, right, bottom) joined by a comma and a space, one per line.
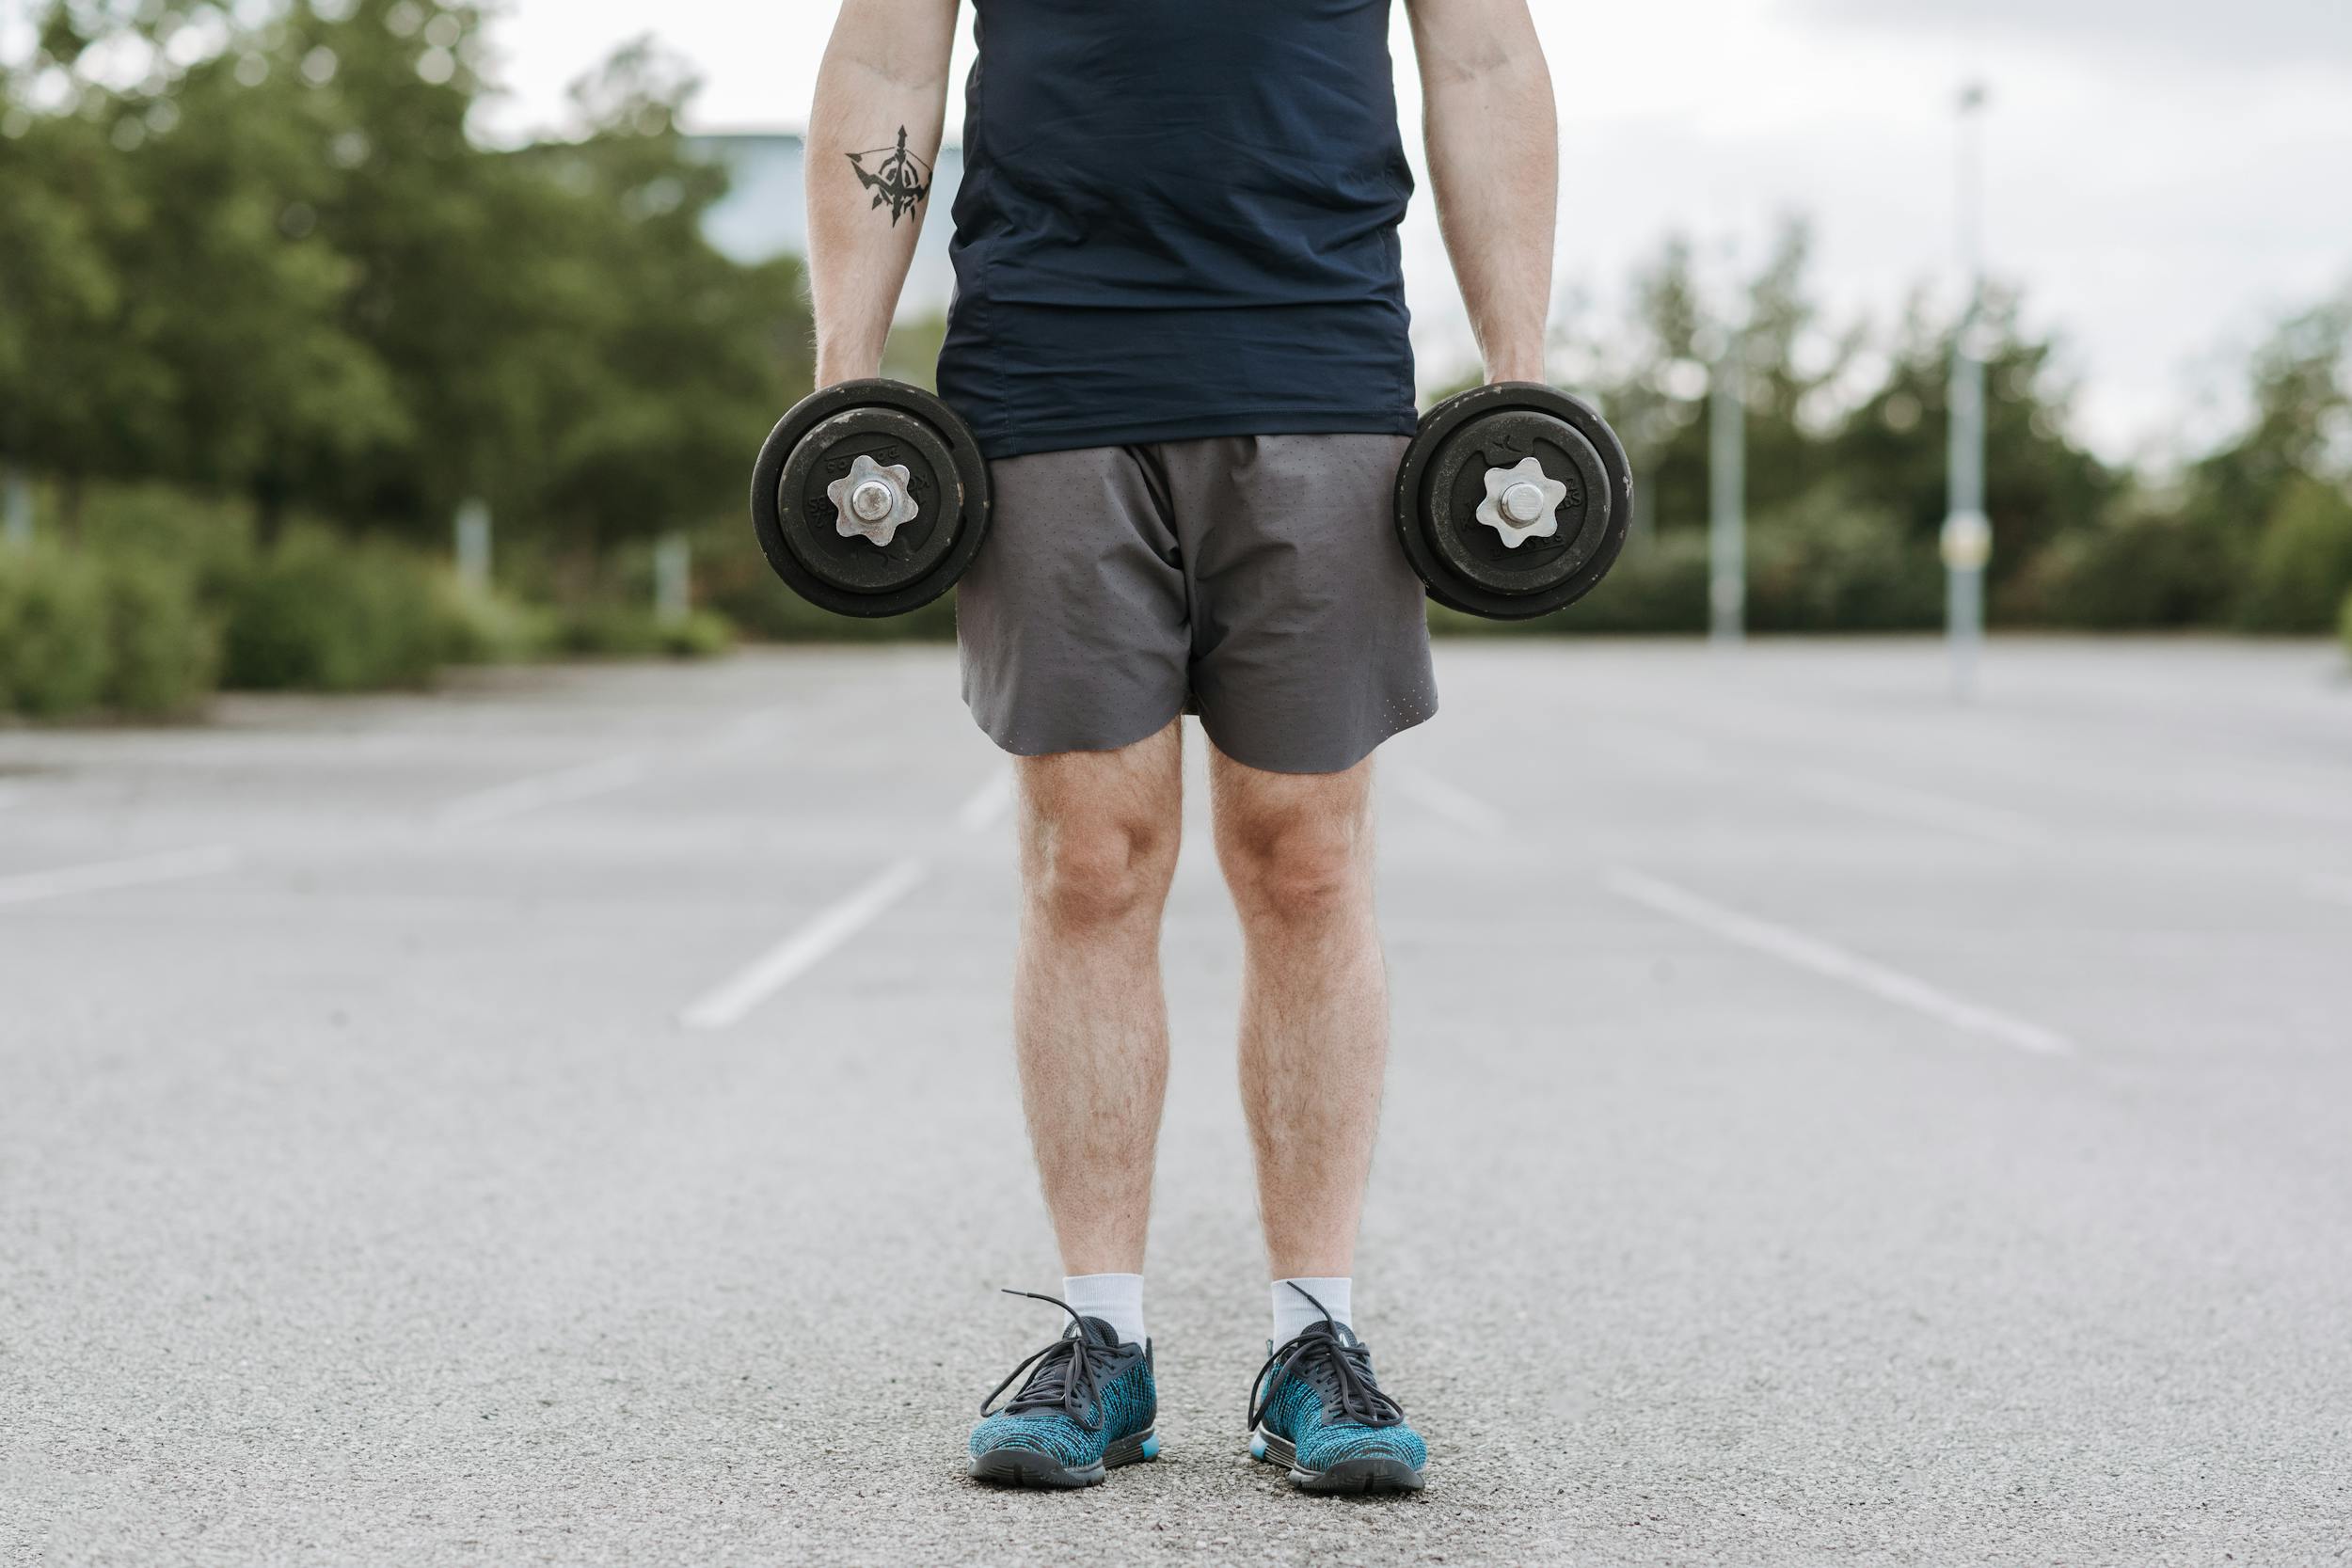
689, 133, 964, 321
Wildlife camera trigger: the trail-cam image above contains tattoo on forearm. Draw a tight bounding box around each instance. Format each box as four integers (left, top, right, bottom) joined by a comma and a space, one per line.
847, 127, 932, 226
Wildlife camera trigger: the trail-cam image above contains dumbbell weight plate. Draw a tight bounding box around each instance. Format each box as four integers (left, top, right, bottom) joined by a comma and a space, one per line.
1422, 408, 1612, 597
1393, 382, 1633, 621
750, 379, 992, 618
775, 406, 962, 595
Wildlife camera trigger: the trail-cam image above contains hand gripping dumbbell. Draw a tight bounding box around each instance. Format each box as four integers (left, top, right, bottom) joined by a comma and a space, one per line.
1390, 381, 1633, 620
748, 379, 992, 617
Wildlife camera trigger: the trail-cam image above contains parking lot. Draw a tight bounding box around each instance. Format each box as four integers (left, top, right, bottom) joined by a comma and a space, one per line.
6, 637, 2348, 1565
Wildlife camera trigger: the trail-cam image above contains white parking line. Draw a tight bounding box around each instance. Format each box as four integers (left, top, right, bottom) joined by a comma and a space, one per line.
1387, 764, 1509, 839
0, 844, 242, 909
1605, 866, 2074, 1056
680, 766, 1012, 1030
436, 755, 649, 829
1785, 768, 2045, 848
680, 856, 931, 1030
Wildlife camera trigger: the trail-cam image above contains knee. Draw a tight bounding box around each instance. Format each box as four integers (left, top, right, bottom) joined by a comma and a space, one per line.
1028, 816, 1173, 930
1223, 816, 1367, 927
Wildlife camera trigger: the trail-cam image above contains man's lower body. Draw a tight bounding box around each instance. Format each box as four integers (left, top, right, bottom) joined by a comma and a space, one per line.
957, 436, 1438, 1493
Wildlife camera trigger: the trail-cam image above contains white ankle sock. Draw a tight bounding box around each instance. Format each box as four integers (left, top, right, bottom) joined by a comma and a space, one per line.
1271, 1276, 1352, 1344
1062, 1273, 1146, 1347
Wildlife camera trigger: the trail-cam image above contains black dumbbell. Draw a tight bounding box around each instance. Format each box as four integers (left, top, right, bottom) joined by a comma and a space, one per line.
1392, 382, 1633, 620
749, 379, 993, 618
752, 377, 1629, 623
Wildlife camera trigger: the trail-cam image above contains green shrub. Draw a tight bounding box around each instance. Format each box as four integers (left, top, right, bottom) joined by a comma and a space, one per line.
553, 605, 661, 657
2342, 587, 2352, 660
1747, 488, 1942, 632
555, 605, 736, 658
100, 554, 218, 717
221, 532, 447, 691
2236, 476, 2352, 633
432, 577, 554, 666
698, 528, 961, 642
0, 548, 111, 718
79, 483, 257, 601
715, 581, 961, 642
2001, 503, 2232, 628
0, 546, 224, 720
658, 609, 736, 657
1430, 529, 1711, 635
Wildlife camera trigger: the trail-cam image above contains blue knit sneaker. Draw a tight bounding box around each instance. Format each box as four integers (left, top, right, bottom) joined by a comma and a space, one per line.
1248, 1285, 1426, 1493
968, 1290, 1159, 1488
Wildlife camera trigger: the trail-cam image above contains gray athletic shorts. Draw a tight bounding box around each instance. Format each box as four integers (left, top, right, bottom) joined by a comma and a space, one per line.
955, 434, 1439, 775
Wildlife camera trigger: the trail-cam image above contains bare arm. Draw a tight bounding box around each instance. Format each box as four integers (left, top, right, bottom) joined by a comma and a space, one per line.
806, 0, 960, 388
1406, 0, 1556, 384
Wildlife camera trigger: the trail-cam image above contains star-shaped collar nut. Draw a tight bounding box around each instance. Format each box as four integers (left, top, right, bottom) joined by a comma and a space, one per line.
827, 452, 920, 547
1473, 456, 1568, 548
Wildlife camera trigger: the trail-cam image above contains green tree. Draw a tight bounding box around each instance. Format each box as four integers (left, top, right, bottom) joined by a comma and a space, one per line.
1558, 220, 1859, 535
2237, 475, 2352, 632
499, 40, 808, 571
1549, 232, 1709, 532
5, 2, 811, 567
1831, 287, 2114, 597
2187, 296, 2350, 576
114, 26, 409, 533
0, 87, 175, 528
6, 0, 410, 532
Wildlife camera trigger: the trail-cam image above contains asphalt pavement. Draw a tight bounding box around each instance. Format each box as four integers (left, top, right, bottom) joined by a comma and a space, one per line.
4, 637, 2348, 1566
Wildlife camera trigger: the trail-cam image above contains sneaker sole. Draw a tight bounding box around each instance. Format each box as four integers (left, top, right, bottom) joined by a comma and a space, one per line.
969, 1428, 1158, 1489
1251, 1427, 1426, 1494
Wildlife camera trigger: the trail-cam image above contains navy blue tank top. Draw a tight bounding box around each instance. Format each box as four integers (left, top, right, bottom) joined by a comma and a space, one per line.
936, 0, 1419, 459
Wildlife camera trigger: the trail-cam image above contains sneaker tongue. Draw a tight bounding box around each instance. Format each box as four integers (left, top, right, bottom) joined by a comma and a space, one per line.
1075, 1315, 1124, 1349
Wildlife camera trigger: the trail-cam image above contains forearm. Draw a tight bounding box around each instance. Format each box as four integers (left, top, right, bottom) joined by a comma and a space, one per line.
806, 0, 958, 386
1415, 8, 1556, 383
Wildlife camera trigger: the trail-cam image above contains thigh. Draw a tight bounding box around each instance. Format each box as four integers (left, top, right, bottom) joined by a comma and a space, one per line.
1168, 434, 1438, 775
1206, 739, 1375, 871
957, 445, 1191, 760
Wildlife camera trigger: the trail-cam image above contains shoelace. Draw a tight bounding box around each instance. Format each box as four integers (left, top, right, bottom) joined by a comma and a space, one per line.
1247, 1283, 1406, 1431
977, 1289, 1129, 1433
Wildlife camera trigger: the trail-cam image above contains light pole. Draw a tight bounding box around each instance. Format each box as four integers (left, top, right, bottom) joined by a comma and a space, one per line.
454, 499, 492, 594
2, 465, 31, 550
1709, 349, 1745, 642
654, 532, 692, 626
1708, 243, 1746, 645
1941, 83, 1992, 697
